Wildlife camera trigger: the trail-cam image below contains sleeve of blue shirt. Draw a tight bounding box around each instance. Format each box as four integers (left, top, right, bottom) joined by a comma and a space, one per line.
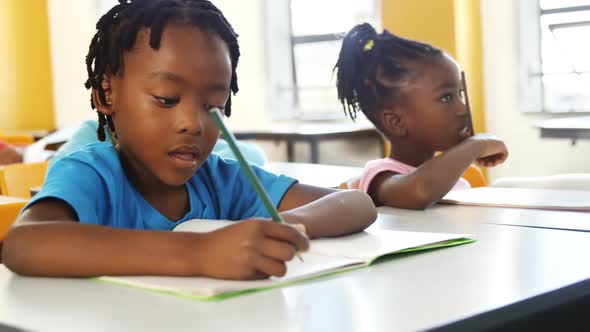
247, 164, 297, 218
204, 156, 297, 220
24, 155, 105, 224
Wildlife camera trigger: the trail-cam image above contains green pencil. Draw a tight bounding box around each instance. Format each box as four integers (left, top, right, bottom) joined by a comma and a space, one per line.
209, 107, 304, 262
461, 71, 474, 137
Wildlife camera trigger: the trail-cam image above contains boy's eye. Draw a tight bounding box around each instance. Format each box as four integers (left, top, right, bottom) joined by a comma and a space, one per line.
204, 104, 226, 112
154, 96, 180, 106
440, 94, 453, 103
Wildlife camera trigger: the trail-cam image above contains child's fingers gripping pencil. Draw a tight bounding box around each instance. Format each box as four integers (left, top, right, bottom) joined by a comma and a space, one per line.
208, 107, 304, 262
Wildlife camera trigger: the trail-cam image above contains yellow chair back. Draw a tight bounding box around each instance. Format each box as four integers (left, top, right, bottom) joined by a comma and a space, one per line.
463, 164, 487, 188
0, 196, 28, 241
0, 134, 35, 146
0, 162, 48, 199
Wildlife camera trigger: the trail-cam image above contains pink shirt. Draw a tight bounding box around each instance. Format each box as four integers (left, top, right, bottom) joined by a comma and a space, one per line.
358, 158, 471, 193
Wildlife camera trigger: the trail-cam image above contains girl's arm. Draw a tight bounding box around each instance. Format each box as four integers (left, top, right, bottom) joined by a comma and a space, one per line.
371, 134, 508, 210
278, 184, 377, 239
2, 199, 309, 279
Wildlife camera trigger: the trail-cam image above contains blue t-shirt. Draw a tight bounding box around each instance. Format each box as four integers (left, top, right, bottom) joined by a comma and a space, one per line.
25, 143, 296, 230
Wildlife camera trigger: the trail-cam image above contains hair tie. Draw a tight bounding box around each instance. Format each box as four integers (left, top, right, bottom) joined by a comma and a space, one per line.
363, 39, 375, 52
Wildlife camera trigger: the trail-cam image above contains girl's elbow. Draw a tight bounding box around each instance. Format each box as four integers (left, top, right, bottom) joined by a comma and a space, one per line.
410, 192, 437, 210
402, 185, 438, 210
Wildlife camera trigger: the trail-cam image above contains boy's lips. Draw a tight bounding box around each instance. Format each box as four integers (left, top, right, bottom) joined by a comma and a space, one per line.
168, 145, 201, 167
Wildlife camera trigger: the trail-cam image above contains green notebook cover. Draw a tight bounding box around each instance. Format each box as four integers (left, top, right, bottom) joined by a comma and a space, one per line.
99, 221, 475, 301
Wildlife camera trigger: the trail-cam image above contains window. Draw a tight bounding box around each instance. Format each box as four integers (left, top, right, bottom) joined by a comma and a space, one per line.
99, 0, 118, 15
266, 0, 381, 121
521, 0, 590, 113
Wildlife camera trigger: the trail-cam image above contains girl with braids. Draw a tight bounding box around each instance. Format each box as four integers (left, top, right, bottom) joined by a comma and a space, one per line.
334, 23, 508, 210
3, 0, 376, 279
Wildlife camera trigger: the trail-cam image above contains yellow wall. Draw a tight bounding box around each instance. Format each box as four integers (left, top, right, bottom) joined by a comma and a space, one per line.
455, 0, 485, 134
0, 1, 55, 131
382, 0, 458, 59
381, 0, 486, 133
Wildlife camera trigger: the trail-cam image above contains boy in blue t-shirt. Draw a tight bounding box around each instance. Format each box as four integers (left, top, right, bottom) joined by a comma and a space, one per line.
2, 0, 376, 280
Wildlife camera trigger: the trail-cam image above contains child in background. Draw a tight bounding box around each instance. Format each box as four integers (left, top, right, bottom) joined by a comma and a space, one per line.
0, 141, 23, 165
2, 0, 376, 280
334, 23, 508, 210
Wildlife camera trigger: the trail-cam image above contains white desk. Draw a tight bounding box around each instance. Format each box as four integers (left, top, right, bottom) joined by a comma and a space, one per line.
234, 122, 383, 164
268, 162, 590, 233
378, 204, 590, 233
537, 115, 590, 145
2, 219, 590, 332
264, 162, 362, 188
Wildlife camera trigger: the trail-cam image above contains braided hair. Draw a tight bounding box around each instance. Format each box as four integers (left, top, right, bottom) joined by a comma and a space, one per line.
84, 0, 240, 141
334, 23, 441, 130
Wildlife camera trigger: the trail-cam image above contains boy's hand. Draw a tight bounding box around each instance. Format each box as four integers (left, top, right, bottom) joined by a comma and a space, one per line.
468, 133, 509, 167
192, 220, 309, 280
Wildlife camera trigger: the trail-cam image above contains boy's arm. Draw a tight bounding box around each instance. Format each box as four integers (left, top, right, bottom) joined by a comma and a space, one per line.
2, 200, 308, 279
2, 199, 204, 277
372, 134, 508, 210
278, 184, 377, 239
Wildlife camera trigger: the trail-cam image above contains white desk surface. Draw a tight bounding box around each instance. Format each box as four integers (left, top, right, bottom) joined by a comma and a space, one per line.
2, 219, 590, 332
379, 204, 590, 233
264, 162, 362, 188
536, 116, 590, 130
267, 162, 590, 233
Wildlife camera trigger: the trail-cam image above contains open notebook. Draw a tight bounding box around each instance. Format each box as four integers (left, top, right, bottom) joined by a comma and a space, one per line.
440, 187, 590, 212
100, 220, 474, 301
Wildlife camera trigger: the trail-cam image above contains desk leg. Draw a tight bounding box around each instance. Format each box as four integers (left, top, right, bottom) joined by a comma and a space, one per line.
287, 140, 295, 162
310, 139, 319, 164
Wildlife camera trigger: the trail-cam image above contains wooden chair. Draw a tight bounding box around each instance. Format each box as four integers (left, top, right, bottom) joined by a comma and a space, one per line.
0, 161, 48, 199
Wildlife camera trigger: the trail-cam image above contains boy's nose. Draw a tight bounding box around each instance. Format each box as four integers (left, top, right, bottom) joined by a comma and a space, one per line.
177, 106, 204, 135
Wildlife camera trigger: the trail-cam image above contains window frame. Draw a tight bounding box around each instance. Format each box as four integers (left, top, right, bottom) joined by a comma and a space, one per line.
520, 0, 590, 114
265, 0, 381, 121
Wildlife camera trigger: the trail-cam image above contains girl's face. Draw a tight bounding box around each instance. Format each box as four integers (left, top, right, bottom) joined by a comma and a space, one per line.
104, 24, 231, 190
392, 54, 471, 153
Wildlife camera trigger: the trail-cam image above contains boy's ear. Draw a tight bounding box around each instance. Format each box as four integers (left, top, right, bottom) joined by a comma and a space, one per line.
92, 75, 114, 116
381, 108, 407, 138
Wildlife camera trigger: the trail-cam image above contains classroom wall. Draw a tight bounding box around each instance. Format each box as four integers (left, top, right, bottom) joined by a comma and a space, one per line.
0, 0, 55, 131
454, 0, 486, 134
211, 0, 272, 131
47, 0, 103, 129
481, 0, 590, 180
382, 1, 457, 57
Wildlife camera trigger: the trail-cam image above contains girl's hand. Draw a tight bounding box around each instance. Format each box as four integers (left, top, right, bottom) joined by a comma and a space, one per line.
188, 220, 309, 280
468, 133, 509, 167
